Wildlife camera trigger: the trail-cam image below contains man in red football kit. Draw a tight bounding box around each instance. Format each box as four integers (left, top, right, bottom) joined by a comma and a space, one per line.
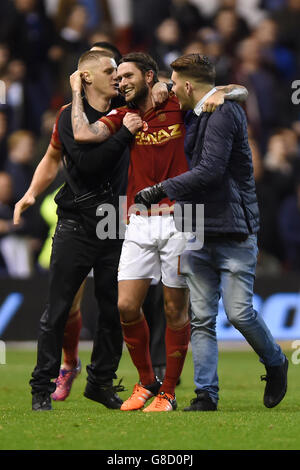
70, 52, 248, 412
100, 95, 188, 216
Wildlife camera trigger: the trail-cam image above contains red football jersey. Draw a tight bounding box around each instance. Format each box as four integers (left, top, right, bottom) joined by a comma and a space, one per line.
100, 94, 189, 214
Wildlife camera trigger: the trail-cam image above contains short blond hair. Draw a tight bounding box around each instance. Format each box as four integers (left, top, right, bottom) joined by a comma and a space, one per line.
78, 50, 114, 69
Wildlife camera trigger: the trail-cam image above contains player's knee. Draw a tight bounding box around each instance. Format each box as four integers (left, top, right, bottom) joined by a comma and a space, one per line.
164, 300, 187, 325
118, 298, 140, 322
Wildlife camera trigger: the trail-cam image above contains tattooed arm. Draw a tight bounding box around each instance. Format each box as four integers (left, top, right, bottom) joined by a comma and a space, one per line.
70, 71, 143, 143
70, 71, 112, 143
217, 84, 248, 101
202, 84, 248, 113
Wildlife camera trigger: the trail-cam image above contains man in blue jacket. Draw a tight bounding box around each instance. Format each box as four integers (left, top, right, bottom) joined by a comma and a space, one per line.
135, 53, 288, 411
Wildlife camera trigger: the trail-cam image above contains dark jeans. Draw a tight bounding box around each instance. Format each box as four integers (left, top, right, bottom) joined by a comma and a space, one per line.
30, 219, 123, 394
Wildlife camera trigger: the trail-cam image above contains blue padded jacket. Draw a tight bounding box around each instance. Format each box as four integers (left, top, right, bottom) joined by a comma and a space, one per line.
163, 100, 260, 235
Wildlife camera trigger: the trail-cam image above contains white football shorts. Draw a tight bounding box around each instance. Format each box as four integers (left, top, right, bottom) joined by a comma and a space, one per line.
118, 214, 188, 288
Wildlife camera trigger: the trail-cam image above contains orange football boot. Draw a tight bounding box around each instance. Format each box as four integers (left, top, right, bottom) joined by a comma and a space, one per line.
120, 378, 162, 411
143, 391, 177, 412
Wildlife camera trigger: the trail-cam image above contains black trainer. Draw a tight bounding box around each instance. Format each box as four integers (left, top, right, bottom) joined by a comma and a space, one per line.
32, 392, 52, 411
84, 378, 126, 409
261, 356, 288, 408
184, 389, 217, 411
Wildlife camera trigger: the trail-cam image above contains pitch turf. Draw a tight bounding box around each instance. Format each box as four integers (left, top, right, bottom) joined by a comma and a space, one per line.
0, 347, 299, 451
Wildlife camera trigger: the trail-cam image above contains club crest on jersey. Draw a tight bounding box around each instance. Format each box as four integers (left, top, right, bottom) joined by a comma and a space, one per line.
157, 113, 166, 122
142, 121, 148, 131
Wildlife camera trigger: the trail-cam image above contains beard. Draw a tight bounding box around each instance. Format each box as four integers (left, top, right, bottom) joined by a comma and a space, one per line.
125, 82, 149, 107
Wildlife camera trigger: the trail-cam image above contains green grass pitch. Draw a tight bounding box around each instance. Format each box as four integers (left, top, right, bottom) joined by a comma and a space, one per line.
0, 347, 299, 450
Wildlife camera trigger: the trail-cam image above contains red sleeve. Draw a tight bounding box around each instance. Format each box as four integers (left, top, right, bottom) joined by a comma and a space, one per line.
50, 106, 67, 151
98, 107, 129, 135
50, 116, 62, 150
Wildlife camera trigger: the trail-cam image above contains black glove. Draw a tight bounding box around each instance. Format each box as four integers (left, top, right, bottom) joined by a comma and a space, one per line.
134, 183, 167, 208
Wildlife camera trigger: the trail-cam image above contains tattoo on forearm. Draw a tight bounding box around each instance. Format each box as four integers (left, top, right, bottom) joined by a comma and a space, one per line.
89, 122, 111, 139
71, 91, 111, 141
221, 85, 248, 102
72, 90, 88, 135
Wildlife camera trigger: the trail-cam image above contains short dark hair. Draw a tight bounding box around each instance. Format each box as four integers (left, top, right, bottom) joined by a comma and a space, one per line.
91, 42, 122, 64
119, 52, 159, 84
171, 54, 216, 85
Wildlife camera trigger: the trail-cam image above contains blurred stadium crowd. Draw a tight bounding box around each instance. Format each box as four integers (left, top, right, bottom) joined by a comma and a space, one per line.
0, 0, 300, 278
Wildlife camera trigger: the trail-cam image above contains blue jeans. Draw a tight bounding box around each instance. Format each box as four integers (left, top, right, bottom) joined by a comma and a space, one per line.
180, 234, 285, 404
